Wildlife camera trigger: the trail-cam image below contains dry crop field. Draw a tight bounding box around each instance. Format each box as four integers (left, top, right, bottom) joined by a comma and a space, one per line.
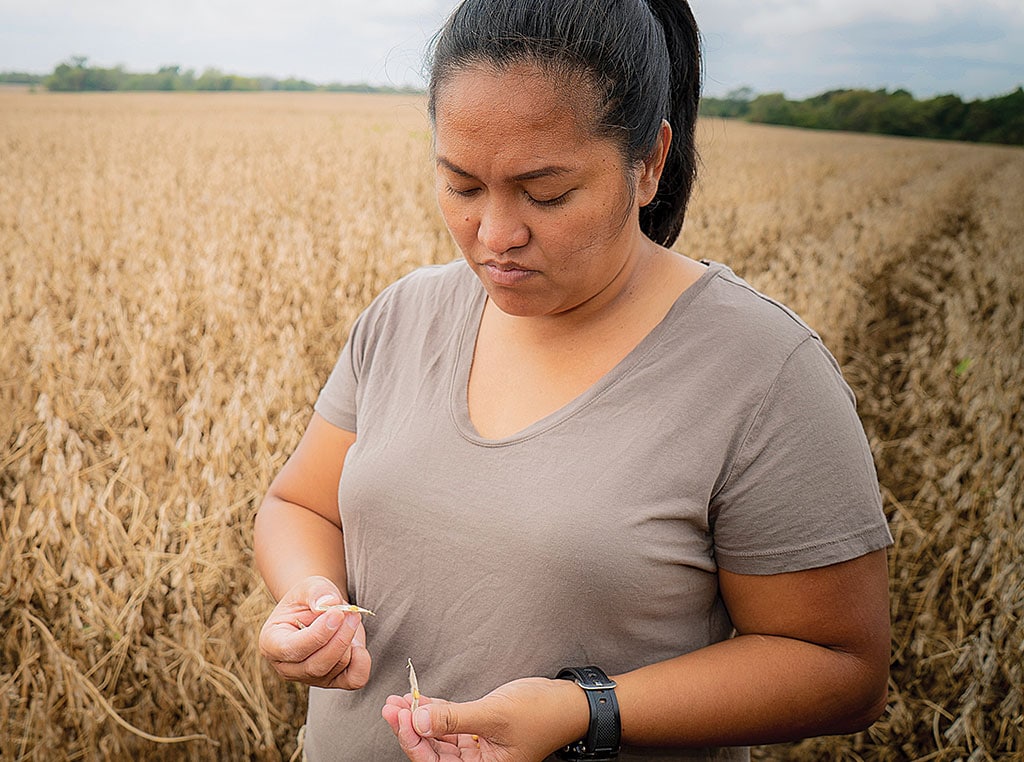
1, 91, 1021, 761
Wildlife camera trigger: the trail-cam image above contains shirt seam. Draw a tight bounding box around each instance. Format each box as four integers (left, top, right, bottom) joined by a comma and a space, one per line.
712, 334, 818, 499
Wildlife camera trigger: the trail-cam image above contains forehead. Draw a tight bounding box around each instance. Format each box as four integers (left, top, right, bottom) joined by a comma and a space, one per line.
432, 62, 604, 164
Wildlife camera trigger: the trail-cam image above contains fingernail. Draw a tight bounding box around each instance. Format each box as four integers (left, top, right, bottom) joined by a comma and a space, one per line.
324, 611, 342, 631
314, 595, 339, 611
413, 707, 431, 736
343, 612, 360, 630
352, 633, 365, 648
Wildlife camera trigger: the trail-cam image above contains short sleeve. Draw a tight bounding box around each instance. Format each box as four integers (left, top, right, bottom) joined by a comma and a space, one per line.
710, 337, 893, 574
313, 308, 373, 433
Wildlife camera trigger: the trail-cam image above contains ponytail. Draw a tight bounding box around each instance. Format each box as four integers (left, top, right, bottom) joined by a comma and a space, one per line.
640, 0, 702, 247
428, 0, 703, 247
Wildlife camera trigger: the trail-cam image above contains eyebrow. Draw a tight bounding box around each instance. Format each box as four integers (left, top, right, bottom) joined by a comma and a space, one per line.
436, 156, 574, 183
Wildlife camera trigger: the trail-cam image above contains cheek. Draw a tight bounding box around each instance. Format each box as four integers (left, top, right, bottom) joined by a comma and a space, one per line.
436, 192, 470, 238
558, 199, 627, 251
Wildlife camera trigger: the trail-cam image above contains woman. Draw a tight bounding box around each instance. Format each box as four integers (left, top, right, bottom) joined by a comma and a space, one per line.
255, 1, 893, 760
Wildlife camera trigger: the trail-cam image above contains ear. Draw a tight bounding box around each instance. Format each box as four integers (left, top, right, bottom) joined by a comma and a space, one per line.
638, 120, 672, 207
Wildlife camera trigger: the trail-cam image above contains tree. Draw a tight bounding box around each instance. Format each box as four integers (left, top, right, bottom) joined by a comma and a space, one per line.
747, 93, 795, 125
45, 60, 86, 91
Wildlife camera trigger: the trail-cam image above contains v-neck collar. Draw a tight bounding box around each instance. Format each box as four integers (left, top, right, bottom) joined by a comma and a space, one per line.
449, 260, 726, 447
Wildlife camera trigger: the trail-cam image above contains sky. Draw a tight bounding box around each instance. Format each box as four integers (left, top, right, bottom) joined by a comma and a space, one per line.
1, 0, 1022, 100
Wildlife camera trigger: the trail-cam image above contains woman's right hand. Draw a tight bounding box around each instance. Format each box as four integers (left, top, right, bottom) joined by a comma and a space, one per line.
258, 575, 372, 689
382, 677, 589, 762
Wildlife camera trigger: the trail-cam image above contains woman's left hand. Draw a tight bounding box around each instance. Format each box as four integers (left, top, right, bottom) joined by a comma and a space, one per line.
381, 677, 589, 762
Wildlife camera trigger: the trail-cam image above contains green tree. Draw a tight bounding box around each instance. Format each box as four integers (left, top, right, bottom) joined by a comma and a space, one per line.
45, 57, 88, 91
700, 86, 755, 118
922, 94, 968, 139
747, 93, 795, 125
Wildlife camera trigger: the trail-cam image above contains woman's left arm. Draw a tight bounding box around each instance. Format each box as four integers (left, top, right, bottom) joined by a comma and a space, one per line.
614, 547, 890, 746
385, 549, 890, 759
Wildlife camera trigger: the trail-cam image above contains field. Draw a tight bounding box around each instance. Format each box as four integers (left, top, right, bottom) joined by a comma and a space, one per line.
1, 91, 1022, 760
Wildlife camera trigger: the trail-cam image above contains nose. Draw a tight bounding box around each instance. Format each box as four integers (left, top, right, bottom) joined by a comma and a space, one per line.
477, 198, 529, 254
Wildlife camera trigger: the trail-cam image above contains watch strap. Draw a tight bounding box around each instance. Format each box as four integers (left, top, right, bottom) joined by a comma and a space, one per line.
555, 666, 620, 761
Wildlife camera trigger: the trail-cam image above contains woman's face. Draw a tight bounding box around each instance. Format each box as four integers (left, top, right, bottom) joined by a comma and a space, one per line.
433, 63, 663, 319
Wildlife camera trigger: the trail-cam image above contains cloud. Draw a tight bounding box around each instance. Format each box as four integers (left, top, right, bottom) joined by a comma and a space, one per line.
0, 0, 455, 83
693, 0, 1024, 98
698, 0, 1024, 38
1, 0, 1020, 96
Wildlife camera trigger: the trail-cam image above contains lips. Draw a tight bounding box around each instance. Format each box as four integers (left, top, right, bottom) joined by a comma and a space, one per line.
480, 260, 537, 286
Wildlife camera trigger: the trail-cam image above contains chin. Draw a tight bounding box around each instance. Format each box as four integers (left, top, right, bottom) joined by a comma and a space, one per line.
486, 292, 547, 317
486, 287, 562, 319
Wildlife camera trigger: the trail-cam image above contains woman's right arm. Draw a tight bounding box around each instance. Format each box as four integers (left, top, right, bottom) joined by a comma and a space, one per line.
255, 412, 371, 689
255, 411, 354, 598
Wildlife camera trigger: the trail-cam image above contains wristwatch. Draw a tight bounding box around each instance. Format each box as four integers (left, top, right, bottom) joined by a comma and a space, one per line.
554, 666, 621, 761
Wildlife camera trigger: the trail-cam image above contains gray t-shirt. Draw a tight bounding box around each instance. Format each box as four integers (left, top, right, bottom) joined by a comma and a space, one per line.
306, 259, 892, 761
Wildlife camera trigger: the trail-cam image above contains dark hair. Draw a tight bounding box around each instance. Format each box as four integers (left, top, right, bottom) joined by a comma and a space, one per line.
427, 0, 701, 247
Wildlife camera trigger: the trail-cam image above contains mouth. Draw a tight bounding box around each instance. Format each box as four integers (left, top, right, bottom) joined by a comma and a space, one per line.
479, 260, 538, 286
481, 259, 533, 271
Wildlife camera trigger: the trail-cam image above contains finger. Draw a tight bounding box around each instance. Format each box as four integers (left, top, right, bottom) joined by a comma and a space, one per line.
385, 694, 413, 709
298, 625, 358, 681
275, 576, 345, 617
268, 611, 360, 678
300, 575, 345, 606
328, 642, 372, 689
306, 610, 362, 662
382, 702, 402, 734
414, 697, 499, 740
396, 708, 440, 761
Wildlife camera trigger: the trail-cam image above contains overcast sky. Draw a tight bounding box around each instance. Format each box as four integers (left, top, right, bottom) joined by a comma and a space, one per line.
1, 0, 1021, 99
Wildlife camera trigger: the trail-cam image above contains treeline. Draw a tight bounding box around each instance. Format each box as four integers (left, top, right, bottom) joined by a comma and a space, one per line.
27, 57, 420, 94
0, 71, 45, 85
700, 86, 1024, 146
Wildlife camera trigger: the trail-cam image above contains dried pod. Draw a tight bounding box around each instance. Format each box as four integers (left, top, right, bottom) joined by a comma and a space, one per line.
315, 603, 376, 616
407, 658, 421, 712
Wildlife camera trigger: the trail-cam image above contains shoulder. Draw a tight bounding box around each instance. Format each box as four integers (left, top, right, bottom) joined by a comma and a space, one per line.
374, 258, 479, 311
343, 258, 480, 364
667, 261, 840, 399
695, 261, 820, 355
354, 259, 479, 331
696, 267, 888, 573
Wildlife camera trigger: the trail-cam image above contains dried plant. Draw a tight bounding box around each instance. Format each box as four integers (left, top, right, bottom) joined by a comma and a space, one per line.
407, 660, 421, 714
1, 93, 1020, 760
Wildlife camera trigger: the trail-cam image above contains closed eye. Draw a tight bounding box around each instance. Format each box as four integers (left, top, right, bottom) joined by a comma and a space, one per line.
527, 190, 572, 208
445, 184, 481, 199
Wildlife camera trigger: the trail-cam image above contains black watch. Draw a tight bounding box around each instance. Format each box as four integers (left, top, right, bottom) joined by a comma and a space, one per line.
554, 666, 620, 761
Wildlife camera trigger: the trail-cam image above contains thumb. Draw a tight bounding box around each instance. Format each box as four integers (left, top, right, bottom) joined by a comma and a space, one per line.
414, 698, 497, 739
288, 575, 343, 610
